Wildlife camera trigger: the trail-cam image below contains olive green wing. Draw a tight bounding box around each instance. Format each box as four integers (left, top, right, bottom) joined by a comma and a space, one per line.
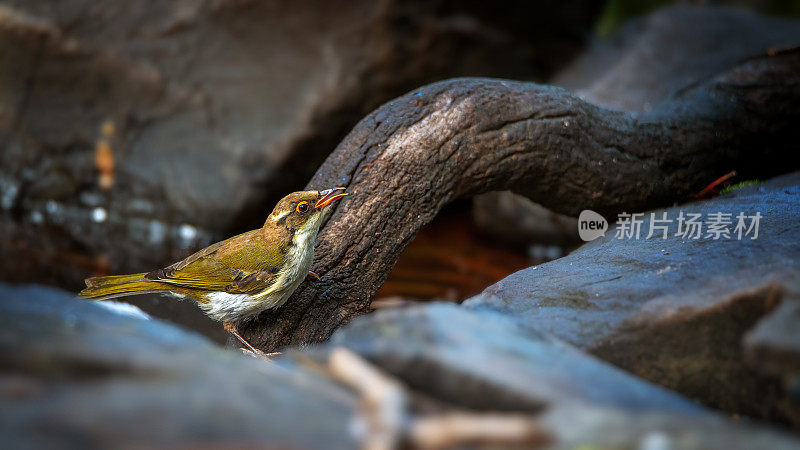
225, 270, 280, 294
144, 230, 284, 293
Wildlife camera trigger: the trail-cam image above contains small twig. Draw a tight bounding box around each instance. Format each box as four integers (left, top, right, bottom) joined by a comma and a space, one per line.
694, 170, 737, 198
327, 347, 550, 450
408, 412, 550, 450
329, 347, 406, 450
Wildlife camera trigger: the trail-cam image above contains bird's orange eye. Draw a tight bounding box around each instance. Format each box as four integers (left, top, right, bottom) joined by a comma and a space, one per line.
296, 201, 309, 213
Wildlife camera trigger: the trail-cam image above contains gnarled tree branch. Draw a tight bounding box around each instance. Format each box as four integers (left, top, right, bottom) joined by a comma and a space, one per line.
241, 49, 800, 352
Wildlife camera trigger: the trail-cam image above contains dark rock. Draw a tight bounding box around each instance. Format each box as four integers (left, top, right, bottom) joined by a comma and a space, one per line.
0, 0, 602, 289
0, 283, 357, 449
320, 303, 800, 449
472, 191, 580, 248
467, 172, 800, 426
744, 283, 800, 378
540, 403, 800, 450
554, 5, 800, 110
3, 283, 799, 448
328, 303, 704, 414
121, 292, 231, 345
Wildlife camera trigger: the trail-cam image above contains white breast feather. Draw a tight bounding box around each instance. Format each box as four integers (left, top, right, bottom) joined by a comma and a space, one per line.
201, 224, 318, 323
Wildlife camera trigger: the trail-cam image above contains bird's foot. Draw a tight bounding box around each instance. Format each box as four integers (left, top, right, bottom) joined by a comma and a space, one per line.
307, 270, 320, 280
223, 321, 274, 357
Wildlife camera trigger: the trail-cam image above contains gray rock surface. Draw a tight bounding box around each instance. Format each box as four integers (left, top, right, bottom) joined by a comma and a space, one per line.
540, 404, 800, 450
3, 282, 799, 448
321, 303, 800, 449
554, 5, 800, 111
0, 283, 357, 449
468, 172, 800, 425
328, 303, 704, 414
745, 282, 800, 378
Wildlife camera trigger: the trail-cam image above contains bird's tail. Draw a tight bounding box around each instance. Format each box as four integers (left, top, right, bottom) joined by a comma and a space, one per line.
80, 272, 172, 300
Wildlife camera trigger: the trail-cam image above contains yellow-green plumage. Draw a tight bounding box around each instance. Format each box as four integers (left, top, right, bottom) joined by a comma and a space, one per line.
85, 272, 147, 288
82, 273, 166, 297
79, 189, 347, 326
80, 229, 285, 303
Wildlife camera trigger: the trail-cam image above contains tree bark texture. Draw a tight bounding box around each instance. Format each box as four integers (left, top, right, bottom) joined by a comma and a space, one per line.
241, 48, 800, 351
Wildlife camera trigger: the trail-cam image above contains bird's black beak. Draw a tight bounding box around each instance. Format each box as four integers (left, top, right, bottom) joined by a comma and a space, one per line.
315, 187, 348, 210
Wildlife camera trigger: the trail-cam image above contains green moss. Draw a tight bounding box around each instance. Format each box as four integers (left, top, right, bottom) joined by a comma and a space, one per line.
595, 0, 800, 37
594, 0, 673, 36
719, 180, 762, 195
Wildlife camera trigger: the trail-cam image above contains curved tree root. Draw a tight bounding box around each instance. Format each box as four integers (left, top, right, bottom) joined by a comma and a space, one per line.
241, 49, 800, 352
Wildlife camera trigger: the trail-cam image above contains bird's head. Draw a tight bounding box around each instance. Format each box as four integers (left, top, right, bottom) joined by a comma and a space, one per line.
265, 187, 348, 235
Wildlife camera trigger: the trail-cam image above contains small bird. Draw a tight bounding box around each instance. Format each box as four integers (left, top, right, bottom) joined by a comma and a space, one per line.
80, 187, 348, 353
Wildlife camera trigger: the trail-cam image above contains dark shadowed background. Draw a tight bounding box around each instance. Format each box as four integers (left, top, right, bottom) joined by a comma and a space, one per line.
4, 1, 800, 448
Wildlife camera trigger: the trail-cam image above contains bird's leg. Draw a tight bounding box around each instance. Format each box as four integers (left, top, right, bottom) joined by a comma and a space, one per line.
223, 321, 265, 356
307, 270, 320, 280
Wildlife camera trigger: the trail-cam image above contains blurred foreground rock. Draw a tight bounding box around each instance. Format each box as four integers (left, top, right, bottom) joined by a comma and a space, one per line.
469, 172, 800, 426
319, 304, 800, 449
744, 286, 800, 404
3, 283, 799, 449
0, 283, 358, 449
327, 303, 703, 414
0, 0, 601, 287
